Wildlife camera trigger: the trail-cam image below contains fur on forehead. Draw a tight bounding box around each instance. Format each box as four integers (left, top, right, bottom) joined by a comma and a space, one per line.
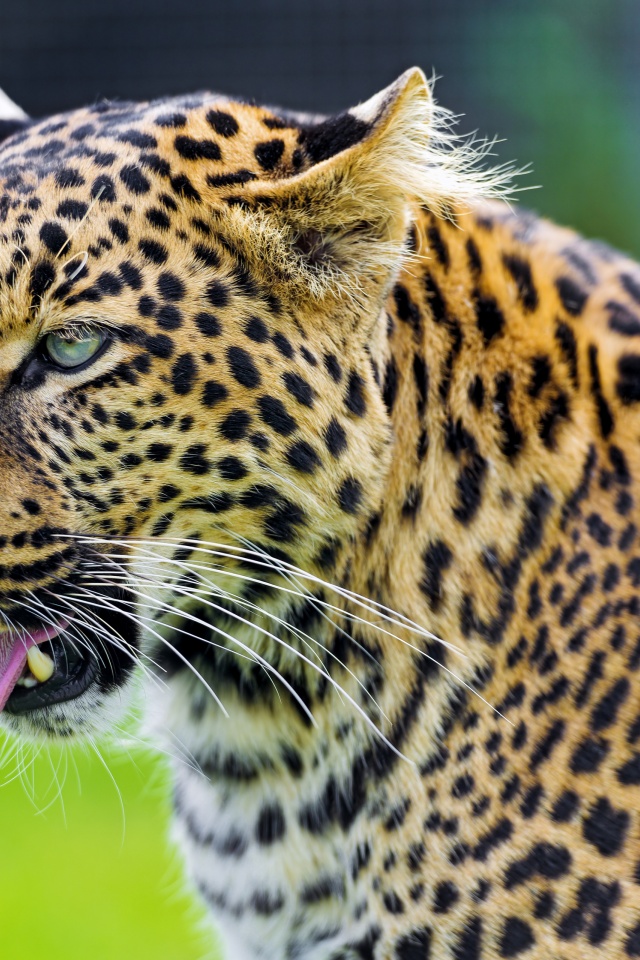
0, 69, 513, 327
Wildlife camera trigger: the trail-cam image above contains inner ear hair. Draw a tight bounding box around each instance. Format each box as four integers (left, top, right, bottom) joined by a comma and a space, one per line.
213, 69, 517, 313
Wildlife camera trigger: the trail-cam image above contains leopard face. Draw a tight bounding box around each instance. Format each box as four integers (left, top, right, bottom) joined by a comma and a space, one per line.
0, 73, 437, 741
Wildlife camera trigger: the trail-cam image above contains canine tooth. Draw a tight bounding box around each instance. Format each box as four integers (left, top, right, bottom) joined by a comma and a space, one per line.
26, 647, 55, 683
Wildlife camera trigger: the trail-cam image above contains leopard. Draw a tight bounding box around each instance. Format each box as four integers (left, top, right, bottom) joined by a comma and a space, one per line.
1, 65, 640, 960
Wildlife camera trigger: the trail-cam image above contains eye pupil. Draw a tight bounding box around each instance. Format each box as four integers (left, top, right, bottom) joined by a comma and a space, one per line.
44, 330, 106, 369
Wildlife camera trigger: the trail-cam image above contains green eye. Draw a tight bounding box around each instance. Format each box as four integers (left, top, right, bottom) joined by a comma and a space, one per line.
44, 329, 107, 370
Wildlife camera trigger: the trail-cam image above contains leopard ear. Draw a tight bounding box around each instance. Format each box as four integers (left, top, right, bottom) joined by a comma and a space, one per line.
220, 68, 509, 321
0, 88, 29, 144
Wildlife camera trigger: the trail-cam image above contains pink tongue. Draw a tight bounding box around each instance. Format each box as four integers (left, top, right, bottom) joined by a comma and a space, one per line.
0, 622, 68, 712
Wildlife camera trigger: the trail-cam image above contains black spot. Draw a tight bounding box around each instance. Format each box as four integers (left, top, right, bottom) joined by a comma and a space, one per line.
499, 917, 535, 957
504, 841, 571, 889
206, 281, 229, 308
617, 354, 640, 404
420, 540, 452, 610
155, 112, 187, 128
91, 174, 116, 202
39, 222, 67, 255
264, 502, 306, 542
30, 261, 56, 300
428, 223, 450, 268
195, 312, 221, 337
402, 484, 422, 519
413, 353, 428, 416
55, 166, 85, 188
325, 418, 347, 457
607, 299, 640, 336
494, 372, 523, 459
466, 237, 482, 275
626, 922, 640, 956
171, 353, 196, 395
570, 737, 609, 773
202, 380, 228, 407
174, 135, 221, 161
617, 753, 640, 785
281, 371, 313, 407
208, 169, 257, 188
227, 346, 261, 388
338, 477, 363, 514
538, 390, 570, 449
475, 293, 505, 343
591, 676, 629, 731
453, 453, 487, 525
272, 332, 294, 358
396, 927, 432, 959
156, 304, 182, 330
555, 320, 579, 386
473, 818, 513, 862
468, 376, 485, 409
139, 238, 168, 264
147, 443, 173, 462
452, 916, 482, 960
503, 253, 538, 311
255, 803, 286, 845
117, 129, 157, 149
586, 344, 614, 436
244, 316, 269, 342
286, 439, 320, 473
621, 272, 640, 305
324, 353, 342, 383
583, 797, 630, 856
394, 283, 422, 336
556, 276, 588, 315
119, 164, 150, 195
170, 173, 201, 201
383, 357, 399, 413
557, 876, 621, 945
382, 891, 404, 915
251, 891, 285, 916
179, 443, 210, 475
551, 790, 579, 822
587, 512, 612, 547
219, 409, 251, 442
57, 199, 88, 221
258, 395, 297, 436
345, 371, 366, 417
528, 355, 551, 398
157, 272, 185, 302
254, 139, 285, 171
206, 110, 239, 137
530, 719, 564, 771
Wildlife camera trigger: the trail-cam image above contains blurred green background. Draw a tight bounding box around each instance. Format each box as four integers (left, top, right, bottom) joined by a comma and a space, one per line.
1, 1, 639, 957
0, 738, 218, 959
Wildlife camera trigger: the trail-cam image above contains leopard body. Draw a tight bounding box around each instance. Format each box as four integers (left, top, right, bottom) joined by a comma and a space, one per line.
1, 70, 640, 959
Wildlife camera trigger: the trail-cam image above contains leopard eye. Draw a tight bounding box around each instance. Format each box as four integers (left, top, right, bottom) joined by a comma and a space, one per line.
43, 329, 107, 370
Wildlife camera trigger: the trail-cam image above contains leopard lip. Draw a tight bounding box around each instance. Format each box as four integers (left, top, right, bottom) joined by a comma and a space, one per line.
4, 627, 100, 715
0, 620, 69, 712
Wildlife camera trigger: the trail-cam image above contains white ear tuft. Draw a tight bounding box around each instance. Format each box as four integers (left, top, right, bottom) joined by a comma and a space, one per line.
349, 67, 515, 218
0, 88, 28, 121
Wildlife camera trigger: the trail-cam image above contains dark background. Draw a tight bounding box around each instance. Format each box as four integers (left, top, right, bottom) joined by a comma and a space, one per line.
1, 0, 639, 255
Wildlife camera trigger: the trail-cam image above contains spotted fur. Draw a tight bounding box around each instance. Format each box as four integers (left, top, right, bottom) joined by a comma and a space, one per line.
2, 68, 640, 959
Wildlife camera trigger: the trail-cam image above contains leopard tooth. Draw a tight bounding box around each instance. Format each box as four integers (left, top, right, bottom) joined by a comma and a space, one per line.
26, 647, 55, 683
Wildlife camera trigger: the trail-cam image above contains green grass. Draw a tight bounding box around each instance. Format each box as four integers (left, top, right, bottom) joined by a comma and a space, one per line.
0, 735, 220, 959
